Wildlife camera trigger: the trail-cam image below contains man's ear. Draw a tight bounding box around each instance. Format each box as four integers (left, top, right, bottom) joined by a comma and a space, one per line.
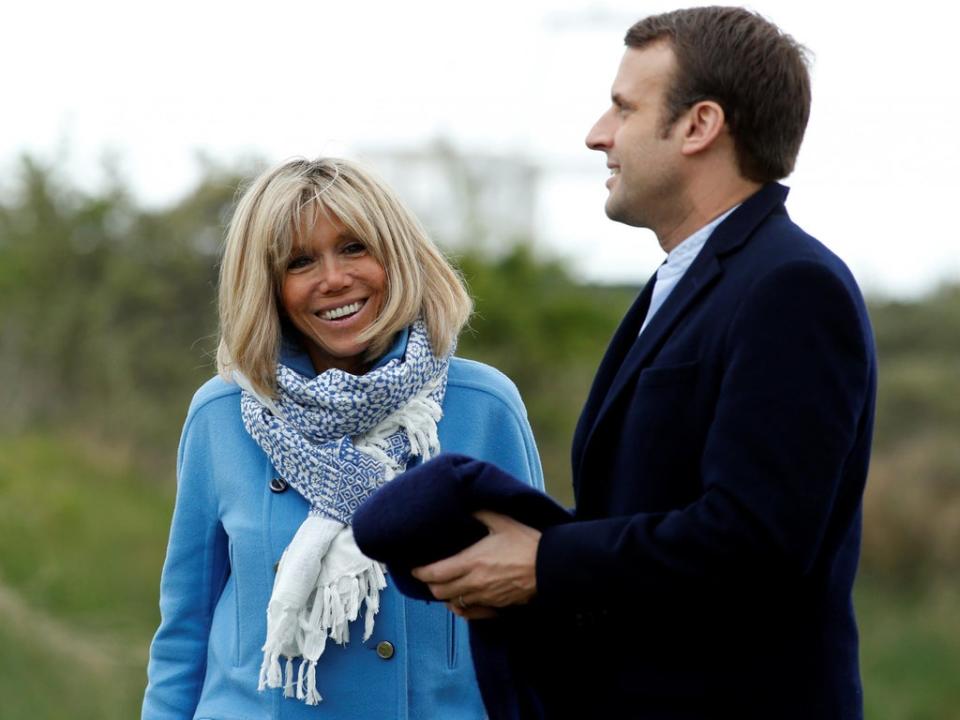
679, 100, 726, 156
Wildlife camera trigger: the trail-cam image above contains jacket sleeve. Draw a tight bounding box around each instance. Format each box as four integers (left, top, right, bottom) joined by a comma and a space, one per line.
142, 403, 229, 719
536, 260, 874, 604
444, 360, 545, 493
485, 394, 545, 494
468, 371, 545, 493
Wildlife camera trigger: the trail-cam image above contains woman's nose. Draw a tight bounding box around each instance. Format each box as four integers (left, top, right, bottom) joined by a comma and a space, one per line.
317, 257, 352, 293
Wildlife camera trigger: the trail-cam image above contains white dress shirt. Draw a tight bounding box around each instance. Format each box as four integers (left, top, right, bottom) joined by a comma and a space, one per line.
639, 206, 739, 336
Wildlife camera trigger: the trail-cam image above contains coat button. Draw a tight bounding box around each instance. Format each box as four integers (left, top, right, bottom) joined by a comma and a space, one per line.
375, 641, 395, 660
269, 477, 288, 493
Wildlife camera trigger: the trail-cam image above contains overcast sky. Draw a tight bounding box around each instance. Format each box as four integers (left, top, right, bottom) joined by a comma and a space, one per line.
4, 1, 958, 297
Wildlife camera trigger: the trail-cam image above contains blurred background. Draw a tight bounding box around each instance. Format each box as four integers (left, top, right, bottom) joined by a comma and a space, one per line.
2, 1, 959, 718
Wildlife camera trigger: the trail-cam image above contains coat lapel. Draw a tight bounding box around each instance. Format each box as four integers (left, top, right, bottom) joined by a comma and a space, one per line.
573, 183, 791, 485
574, 253, 722, 483
571, 269, 658, 473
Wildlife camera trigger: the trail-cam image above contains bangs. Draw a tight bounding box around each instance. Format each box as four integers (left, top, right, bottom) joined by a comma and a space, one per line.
269, 195, 336, 279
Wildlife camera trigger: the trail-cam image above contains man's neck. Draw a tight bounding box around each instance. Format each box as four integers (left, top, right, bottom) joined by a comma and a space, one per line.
656, 177, 763, 253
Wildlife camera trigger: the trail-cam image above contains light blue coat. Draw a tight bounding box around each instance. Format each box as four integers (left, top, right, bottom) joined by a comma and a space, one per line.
143, 331, 543, 719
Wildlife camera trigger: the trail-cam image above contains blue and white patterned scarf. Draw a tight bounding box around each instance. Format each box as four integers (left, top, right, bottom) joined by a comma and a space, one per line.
238, 321, 449, 704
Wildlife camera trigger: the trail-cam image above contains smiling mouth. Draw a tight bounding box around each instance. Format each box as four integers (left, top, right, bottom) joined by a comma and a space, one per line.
317, 300, 365, 321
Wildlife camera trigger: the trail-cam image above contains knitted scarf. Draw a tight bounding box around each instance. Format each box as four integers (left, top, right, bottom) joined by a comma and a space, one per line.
238, 321, 448, 705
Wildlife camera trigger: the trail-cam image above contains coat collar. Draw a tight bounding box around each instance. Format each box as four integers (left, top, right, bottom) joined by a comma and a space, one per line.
280, 326, 410, 378
573, 182, 790, 483
706, 182, 789, 259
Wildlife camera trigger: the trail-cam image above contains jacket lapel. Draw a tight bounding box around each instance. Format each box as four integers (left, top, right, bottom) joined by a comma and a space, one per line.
574, 253, 722, 483
574, 183, 791, 485
571, 269, 658, 473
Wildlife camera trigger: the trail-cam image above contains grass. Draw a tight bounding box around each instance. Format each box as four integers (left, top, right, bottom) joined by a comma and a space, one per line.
857, 577, 960, 720
0, 433, 172, 633
0, 616, 141, 720
0, 432, 173, 718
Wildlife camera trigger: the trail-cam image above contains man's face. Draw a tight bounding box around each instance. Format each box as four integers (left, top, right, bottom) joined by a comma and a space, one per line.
586, 42, 686, 231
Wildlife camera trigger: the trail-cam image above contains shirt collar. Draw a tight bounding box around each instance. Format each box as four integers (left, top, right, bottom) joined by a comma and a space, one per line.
664, 204, 739, 269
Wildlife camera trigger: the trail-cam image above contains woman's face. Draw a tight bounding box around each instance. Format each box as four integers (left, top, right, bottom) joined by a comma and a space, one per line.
280, 211, 387, 375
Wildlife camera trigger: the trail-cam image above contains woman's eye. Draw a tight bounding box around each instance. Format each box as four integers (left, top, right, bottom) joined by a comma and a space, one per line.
342, 241, 366, 255
287, 255, 313, 271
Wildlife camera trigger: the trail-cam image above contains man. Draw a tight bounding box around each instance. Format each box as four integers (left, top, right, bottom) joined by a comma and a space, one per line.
414, 7, 876, 718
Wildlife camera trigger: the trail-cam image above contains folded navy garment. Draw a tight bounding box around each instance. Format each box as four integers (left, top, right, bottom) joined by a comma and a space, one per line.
352, 452, 573, 720
353, 452, 572, 600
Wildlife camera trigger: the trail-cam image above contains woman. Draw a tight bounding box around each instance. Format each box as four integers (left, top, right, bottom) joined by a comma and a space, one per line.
142, 157, 543, 719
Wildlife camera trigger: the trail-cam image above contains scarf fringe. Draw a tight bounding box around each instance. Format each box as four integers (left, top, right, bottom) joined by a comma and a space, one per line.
283, 656, 295, 698
258, 606, 298, 691
305, 660, 322, 705
259, 561, 388, 702
357, 377, 443, 469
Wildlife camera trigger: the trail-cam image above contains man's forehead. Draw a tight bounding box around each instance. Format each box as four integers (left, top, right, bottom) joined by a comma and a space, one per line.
612, 41, 676, 95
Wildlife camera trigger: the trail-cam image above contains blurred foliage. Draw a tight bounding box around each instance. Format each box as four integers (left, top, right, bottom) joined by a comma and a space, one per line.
861, 288, 960, 586
457, 246, 635, 500
1, 154, 959, 717
0, 156, 236, 461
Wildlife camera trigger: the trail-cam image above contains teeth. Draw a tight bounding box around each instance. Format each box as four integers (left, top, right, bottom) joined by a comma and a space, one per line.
609, 168, 620, 175
320, 301, 363, 320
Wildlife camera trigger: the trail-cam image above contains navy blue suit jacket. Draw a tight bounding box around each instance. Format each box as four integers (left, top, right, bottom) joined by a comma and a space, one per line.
533, 184, 876, 719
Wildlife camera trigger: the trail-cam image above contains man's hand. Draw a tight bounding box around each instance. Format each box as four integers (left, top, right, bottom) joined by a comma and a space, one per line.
412, 511, 541, 620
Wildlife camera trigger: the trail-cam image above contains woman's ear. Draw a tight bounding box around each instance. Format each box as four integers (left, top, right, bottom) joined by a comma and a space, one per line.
679, 100, 727, 156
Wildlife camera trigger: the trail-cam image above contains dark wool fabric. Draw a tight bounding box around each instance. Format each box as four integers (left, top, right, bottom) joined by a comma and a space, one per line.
353, 452, 571, 598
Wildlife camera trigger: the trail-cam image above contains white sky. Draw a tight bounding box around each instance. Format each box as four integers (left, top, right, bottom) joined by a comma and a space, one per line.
4, 0, 959, 297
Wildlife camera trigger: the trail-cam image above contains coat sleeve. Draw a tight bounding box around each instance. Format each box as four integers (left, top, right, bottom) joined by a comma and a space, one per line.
443, 359, 544, 493
142, 402, 229, 719
536, 260, 874, 604
479, 392, 544, 494
460, 365, 545, 493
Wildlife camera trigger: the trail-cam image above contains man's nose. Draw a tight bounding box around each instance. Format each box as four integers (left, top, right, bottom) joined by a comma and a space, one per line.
586, 110, 614, 151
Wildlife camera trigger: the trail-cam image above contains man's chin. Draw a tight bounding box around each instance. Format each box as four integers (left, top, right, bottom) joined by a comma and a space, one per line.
604, 195, 622, 221
604, 197, 642, 227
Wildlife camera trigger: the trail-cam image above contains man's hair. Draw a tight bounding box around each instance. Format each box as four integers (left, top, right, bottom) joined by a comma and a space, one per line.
216, 157, 472, 397
626, 6, 811, 182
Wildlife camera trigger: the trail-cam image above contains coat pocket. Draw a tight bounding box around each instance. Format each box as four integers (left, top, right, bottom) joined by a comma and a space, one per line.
447, 611, 458, 669
228, 541, 241, 668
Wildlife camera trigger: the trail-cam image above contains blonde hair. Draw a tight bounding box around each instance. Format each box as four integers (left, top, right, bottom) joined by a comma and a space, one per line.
216, 157, 472, 398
